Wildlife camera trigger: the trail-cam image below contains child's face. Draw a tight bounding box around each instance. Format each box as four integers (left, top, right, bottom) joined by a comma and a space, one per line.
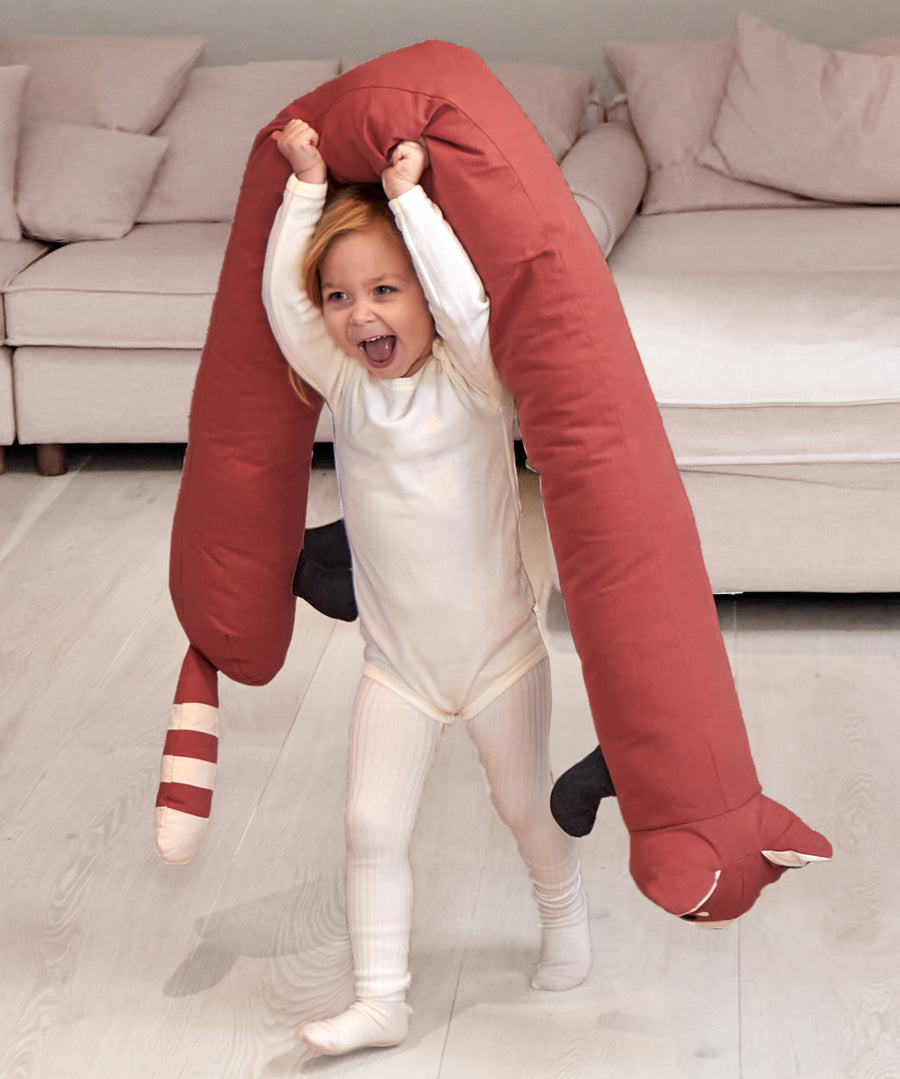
320, 220, 435, 380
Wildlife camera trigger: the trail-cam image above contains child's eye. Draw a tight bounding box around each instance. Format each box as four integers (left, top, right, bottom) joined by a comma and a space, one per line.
374, 285, 395, 296
325, 291, 347, 303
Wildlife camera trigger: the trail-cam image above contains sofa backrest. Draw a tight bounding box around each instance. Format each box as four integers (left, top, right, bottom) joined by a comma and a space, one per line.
1, 38, 601, 238
138, 57, 600, 224
137, 60, 341, 224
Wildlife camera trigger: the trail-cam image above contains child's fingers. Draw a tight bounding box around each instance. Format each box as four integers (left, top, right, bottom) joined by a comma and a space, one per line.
277, 119, 319, 145
387, 140, 410, 163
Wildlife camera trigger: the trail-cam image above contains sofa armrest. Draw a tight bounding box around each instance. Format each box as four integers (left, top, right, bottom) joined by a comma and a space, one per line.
560, 123, 647, 256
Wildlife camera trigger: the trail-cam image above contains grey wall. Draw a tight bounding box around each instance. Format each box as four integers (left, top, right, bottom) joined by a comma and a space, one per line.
2, 0, 897, 74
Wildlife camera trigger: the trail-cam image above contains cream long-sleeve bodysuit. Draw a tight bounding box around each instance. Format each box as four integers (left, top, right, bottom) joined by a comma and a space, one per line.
262, 179, 590, 1053
263, 177, 546, 722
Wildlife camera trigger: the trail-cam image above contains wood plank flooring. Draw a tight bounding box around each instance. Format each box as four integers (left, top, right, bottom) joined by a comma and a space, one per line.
0, 443, 896, 1079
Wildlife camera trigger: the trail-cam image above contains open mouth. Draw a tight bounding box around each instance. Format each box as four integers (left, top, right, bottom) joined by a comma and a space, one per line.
359, 335, 397, 367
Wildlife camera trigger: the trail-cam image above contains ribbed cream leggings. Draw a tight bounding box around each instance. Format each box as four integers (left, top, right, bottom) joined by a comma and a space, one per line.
345, 657, 585, 1001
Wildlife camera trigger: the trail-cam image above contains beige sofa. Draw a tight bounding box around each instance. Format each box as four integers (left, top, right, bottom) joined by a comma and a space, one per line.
1, 19, 898, 593
0, 35, 632, 472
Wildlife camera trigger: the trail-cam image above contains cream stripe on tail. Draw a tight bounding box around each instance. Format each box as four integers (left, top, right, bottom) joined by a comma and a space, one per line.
155, 702, 219, 865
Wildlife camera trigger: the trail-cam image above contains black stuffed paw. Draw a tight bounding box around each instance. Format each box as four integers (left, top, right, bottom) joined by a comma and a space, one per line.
550, 744, 616, 837
293, 519, 358, 622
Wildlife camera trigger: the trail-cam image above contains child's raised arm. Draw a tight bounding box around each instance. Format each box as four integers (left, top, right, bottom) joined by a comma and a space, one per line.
387, 181, 499, 399
273, 119, 327, 185
262, 158, 343, 402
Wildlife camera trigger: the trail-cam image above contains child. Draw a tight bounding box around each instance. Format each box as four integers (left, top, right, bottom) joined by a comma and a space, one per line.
262, 119, 591, 1056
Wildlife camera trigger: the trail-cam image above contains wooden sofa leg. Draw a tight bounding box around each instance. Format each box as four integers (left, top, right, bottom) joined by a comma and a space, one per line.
36, 443, 67, 476
0, 446, 5, 475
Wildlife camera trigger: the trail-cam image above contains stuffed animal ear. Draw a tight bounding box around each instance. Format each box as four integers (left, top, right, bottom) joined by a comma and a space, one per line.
763, 849, 831, 868
758, 804, 834, 869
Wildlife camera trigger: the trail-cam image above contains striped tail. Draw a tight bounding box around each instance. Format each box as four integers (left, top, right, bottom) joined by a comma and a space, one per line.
155, 647, 219, 864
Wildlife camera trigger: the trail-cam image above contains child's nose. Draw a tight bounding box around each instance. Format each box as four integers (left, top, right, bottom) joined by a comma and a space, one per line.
348, 302, 376, 325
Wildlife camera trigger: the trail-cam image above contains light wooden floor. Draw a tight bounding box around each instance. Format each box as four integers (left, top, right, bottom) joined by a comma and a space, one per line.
1, 444, 897, 1079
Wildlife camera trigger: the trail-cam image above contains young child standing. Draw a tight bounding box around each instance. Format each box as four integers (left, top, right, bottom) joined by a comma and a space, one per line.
262, 119, 591, 1056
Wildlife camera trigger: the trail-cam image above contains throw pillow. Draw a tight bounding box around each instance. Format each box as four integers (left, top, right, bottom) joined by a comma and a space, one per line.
0, 64, 28, 240
341, 58, 598, 164
852, 37, 900, 57
138, 60, 339, 223
0, 34, 205, 134
487, 63, 598, 161
699, 13, 900, 203
604, 38, 807, 214
17, 120, 168, 242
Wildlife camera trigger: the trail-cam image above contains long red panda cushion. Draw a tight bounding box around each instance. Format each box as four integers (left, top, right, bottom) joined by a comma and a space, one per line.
158, 41, 831, 922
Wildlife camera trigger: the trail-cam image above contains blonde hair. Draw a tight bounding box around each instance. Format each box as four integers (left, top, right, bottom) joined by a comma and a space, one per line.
303, 184, 398, 309
288, 184, 399, 407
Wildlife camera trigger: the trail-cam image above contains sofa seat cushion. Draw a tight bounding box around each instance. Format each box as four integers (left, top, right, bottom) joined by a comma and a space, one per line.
12, 345, 335, 445
12, 346, 200, 443
4, 223, 229, 348
681, 463, 900, 592
0, 345, 13, 443
0, 237, 50, 342
608, 207, 900, 464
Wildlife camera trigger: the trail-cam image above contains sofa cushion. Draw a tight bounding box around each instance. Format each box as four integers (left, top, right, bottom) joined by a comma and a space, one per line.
0, 34, 205, 134
0, 345, 13, 444
17, 121, 168, 242
604, 37, 809, 214
607, 207, 900, 464
700, 14, 900, 204
0, 236, 48, 342
11, 344, 335, 445
558, 123, 647, 255
487, 63, 598, 161
139, 60, 340, 223
4, 222, 228, 348
0, 65, 28, 241
12, 346, 202, 443
857, 37, 900, 56
681, 463, 900, 593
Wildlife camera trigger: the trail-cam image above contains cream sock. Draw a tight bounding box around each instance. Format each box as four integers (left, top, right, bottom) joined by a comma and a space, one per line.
297, 999, 412, 1055
532, 874, 592, 990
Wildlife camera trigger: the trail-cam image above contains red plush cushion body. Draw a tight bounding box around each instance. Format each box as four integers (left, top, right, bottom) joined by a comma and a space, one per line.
170, 42, 830, 918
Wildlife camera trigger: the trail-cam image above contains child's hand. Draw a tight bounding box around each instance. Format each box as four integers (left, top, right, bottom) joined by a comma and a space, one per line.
273, 119, 327, 184
381, 140, 429, 199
